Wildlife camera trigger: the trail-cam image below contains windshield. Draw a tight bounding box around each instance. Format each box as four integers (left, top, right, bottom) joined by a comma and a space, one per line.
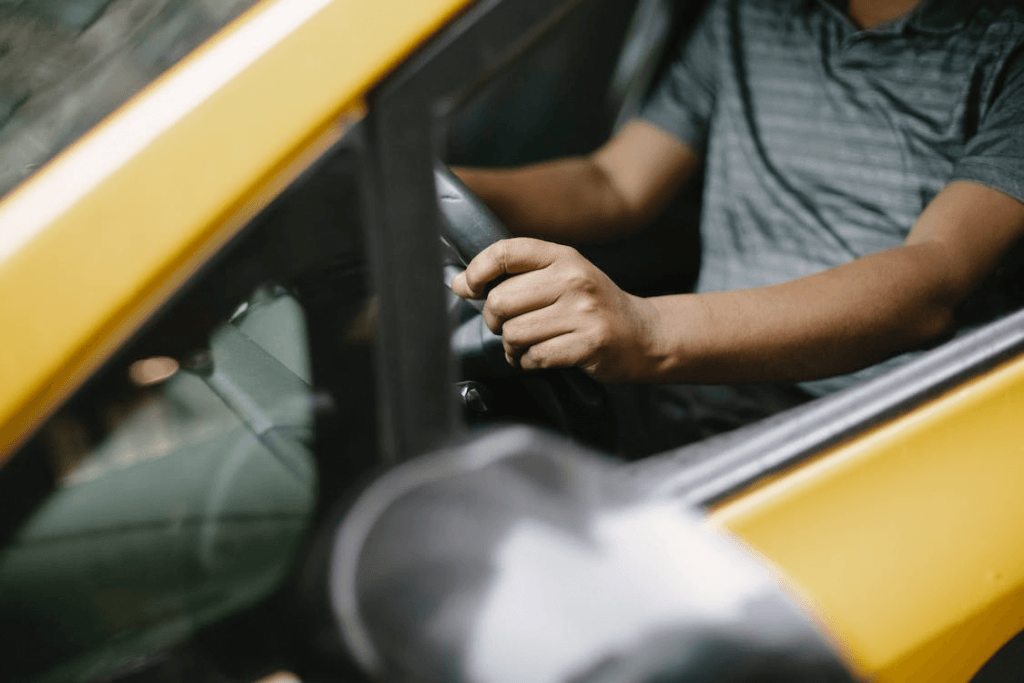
0, 0, 262, 199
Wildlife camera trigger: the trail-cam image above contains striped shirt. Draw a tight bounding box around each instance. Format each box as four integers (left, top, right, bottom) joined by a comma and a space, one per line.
641, 0, 1024, 395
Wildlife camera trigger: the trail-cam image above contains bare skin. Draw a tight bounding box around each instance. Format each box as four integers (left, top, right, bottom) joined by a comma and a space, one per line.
847, 0, 922, 29
456, 123, 700, 244
450, 0, 1024, 385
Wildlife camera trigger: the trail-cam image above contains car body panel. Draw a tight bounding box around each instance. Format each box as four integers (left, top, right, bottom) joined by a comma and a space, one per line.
0, 0, 473, 458
711, 351, 1024, 681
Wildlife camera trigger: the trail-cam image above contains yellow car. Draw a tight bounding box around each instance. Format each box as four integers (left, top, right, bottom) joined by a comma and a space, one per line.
0, 0, 1022, 681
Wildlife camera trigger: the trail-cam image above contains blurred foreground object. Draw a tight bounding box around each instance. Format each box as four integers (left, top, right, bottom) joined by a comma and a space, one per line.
330, 427, 855, 683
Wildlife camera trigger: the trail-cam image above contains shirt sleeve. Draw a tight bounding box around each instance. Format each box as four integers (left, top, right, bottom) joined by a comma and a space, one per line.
638, 0, 724, 155
952, 45, 1024, 203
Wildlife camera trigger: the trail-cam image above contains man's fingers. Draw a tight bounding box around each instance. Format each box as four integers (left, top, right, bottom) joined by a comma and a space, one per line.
500, 305, 576, 357
482, 271, 561, 333
449, 271, 472, 298
518, 334, 586, 372
453, 238, 567, 299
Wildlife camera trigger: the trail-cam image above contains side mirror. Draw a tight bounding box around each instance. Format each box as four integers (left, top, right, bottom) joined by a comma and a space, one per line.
329, 426, 855, 683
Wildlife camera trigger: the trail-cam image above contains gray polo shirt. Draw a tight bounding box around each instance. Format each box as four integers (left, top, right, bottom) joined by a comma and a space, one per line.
641, 0, 1024, 395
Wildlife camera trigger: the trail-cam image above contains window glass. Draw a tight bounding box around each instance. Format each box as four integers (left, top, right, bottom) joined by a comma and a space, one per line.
0, 137, 378, 683
0, 0, 263, 198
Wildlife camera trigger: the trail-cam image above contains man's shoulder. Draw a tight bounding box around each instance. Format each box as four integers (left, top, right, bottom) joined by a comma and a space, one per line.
958, 0, 1024, 67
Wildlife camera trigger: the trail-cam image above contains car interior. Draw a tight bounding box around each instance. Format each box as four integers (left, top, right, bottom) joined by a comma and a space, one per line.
0, 0, 704, 680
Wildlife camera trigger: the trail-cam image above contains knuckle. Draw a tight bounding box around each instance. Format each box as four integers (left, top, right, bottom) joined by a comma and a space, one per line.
557, 244, 580, 259
522, 348, 545, 370
464, 260, 487, 289
495, 240, 514, 272
482, 309, 502, 334
564, 269, 596, 294
575, 295, 600, 316
486, 290, 506, 318
501, 321, 521, 345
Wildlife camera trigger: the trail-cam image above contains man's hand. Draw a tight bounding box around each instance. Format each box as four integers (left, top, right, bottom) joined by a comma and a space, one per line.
450, 238, 663, 382
454, 183, 1024, 387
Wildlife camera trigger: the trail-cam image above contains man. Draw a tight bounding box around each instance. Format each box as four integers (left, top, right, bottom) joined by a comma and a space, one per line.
452, 0, 1024, 451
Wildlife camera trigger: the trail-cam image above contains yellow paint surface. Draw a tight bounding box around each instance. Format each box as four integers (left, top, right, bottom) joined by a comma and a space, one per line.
711, 353, 1024, 681
0, 0, 473, 457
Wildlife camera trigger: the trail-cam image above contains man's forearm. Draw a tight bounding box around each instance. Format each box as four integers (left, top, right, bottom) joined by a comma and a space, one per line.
452, 181, 1024, 386
455, 159, 641, 245
455, 120, 702, 245
642, 243, 958, 384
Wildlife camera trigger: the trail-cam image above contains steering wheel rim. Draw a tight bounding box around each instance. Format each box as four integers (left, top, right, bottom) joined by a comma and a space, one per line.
434, 164, 616, 450
435, 164, 510, 265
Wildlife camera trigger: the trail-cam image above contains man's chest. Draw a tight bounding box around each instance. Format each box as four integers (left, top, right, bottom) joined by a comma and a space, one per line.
710, 4, 985, 222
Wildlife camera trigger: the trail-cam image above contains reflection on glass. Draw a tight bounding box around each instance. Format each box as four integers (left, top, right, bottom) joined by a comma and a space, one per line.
0, 284, 318, 683
0, 0, 263, 197
128, 357, 180, 387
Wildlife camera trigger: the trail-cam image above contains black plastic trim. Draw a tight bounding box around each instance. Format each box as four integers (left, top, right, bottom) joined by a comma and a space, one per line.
624, 307, 1024, 507
360, 0, 586, 463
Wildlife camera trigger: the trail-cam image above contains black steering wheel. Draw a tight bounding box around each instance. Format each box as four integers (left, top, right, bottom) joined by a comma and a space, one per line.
434, 164, 616, 450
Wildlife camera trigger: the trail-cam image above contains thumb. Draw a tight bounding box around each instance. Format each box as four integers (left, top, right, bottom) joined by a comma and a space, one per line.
450, 270, 481, 299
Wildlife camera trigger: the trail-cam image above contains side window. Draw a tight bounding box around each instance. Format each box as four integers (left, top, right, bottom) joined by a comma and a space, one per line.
0, 136, 377, 683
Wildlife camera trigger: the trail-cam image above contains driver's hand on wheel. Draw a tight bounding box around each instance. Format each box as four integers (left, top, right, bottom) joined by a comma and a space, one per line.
450, 238, 663, 383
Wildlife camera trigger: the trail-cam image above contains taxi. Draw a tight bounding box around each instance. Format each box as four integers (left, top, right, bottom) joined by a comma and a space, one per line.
1, 0, 1022, 680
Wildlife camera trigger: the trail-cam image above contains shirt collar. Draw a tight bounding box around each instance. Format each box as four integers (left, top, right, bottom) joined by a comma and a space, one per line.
808, 0, 971, 35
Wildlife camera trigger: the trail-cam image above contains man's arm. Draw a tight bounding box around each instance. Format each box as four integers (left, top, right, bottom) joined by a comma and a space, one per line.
451, 181, 1024, 384
455, 120, 702, 244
